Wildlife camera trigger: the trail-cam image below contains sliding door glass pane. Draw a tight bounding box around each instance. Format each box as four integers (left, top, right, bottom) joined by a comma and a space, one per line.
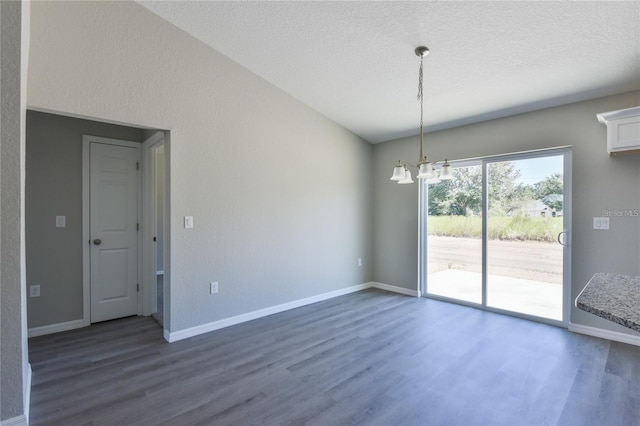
426, 163, 482, 304
486, 157, 564, 320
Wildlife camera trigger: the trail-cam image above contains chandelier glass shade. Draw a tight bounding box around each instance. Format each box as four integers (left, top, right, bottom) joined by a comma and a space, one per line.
390, 46, 453, 185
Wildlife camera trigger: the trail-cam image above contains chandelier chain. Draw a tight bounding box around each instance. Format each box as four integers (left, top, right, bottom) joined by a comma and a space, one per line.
418, 57, 423, 129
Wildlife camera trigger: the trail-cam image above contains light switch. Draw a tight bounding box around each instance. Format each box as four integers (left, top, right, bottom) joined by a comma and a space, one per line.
56, 216, 66, 228
30, 285, 40, 298
593, 217, 610, 230
184, 216, 194, 229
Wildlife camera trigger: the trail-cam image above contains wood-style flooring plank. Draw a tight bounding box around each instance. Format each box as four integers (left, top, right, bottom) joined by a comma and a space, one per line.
28, 289, 640, 425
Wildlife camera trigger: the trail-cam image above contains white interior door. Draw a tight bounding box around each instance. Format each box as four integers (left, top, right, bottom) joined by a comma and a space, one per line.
90, 142, 140, 322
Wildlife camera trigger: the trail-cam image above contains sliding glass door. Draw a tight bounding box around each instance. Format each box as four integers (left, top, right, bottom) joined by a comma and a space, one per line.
426, 162, 483, 304
424, 148, 571, 325
486, 155, 565, 320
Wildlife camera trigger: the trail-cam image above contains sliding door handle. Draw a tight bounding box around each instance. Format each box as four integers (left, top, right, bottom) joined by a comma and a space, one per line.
557, 232, 567, 246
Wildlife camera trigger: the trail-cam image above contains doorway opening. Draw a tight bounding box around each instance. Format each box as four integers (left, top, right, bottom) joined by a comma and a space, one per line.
144, 133, 166, 327
24, 109, 169, 339
422, 147, 571, 325
82, 130, 169, 330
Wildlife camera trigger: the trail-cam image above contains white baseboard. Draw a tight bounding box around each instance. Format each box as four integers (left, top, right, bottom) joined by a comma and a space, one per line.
166, 283, 371, 342
568, 322, 640, 346
24, 282, 414, 343
0, 415, 27, 426
28, 319, 85, 338
1, 366, 33, 426
370, 282, 421, 297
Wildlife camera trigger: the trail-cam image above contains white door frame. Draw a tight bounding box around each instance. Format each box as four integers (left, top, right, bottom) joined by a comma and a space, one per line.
420, 146, 572, 327
480, 147, 572, 327
142, 131, 165, 317
82, 135, 143, 326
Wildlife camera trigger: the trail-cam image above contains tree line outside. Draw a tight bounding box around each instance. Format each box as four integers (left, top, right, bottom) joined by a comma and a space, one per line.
427, 162, 563, 242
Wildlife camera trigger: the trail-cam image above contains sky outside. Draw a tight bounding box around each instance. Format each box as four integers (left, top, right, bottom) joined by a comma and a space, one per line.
511, 156, 563, 185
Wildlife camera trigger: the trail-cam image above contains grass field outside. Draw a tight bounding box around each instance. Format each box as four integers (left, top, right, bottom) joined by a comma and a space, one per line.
427, 215, 563, 242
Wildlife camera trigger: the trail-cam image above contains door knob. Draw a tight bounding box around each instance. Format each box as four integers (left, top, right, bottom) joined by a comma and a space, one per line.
93, 239, 102, 245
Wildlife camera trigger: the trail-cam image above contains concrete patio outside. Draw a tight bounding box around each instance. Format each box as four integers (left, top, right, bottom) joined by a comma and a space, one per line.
427, 236, 563, 320
427, 269, 563, 320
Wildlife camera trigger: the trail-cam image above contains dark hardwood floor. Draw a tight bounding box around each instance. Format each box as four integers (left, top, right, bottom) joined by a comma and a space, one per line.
28, 289, 640, 425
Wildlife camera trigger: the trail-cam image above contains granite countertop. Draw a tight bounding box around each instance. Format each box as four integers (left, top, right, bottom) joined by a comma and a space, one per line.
576, 273, 640, 333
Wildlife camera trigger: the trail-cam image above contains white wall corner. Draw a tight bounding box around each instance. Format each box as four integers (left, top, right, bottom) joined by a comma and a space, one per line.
568, 322, 640, 347
23, 364, 31, 423
28, 319, 85, 338
0, 366, 31, 426
370, 282, 421, 297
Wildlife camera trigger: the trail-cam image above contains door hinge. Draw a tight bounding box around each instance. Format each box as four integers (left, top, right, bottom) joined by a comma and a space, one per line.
137, 223, 140, 231
137, 283, 140, 292
136, 162, 139, 170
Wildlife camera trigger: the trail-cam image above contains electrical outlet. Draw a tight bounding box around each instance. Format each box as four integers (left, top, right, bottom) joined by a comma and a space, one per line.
593, 217, 610, 230
56, 216, 66, 227
184, 216, 194, 229
30, 285, 41, 298
210, 281, 219, 294
357, 258, 362, 267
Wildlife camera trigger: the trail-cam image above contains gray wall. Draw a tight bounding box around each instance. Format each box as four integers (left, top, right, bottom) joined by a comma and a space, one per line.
27, 1, 373, 333
0, 0, 28, 421
25, 110, 144, 327
373, 91, 640, 335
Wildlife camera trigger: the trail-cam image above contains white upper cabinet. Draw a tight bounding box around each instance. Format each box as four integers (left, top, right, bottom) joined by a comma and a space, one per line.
597, 106, 640, 155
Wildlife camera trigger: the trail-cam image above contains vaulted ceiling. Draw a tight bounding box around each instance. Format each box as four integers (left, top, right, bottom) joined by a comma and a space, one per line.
138, 1, 640, 143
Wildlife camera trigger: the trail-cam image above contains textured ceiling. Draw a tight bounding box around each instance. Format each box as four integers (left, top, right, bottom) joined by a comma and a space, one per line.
138, 1, 640, 143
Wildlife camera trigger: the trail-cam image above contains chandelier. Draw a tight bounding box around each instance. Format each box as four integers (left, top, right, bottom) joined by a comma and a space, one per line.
390, 46, 452, 185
